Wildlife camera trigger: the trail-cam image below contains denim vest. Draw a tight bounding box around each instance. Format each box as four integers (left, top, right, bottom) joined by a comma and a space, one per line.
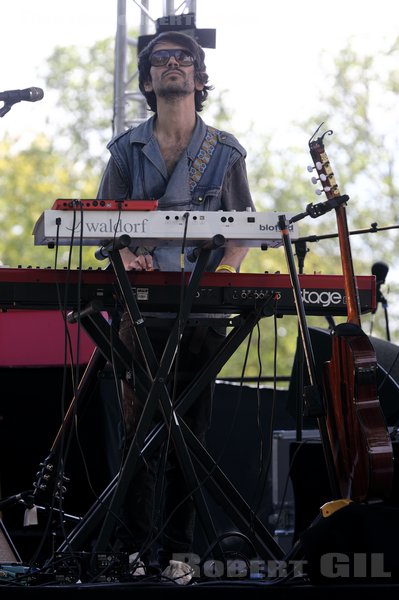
107, 115, 246, 272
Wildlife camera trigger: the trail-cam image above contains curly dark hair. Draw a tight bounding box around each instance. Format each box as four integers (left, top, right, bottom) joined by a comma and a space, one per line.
138, 31, 213, 112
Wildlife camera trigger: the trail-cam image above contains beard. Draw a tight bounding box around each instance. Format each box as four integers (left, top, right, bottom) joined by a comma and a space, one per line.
157, 72, 195, 100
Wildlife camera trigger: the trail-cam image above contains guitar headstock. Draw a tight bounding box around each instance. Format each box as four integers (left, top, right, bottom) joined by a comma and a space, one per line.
308, 125, 342, 201
33, 453, 69, 505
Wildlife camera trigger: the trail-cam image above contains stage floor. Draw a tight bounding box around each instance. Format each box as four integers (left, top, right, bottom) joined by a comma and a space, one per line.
1, 579, 399, 599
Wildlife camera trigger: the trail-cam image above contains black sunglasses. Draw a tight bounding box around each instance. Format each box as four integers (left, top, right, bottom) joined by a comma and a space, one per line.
149, 49, 194, 67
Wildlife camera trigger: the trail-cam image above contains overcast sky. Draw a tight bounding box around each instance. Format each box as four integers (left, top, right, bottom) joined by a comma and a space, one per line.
1, 0, 399, 140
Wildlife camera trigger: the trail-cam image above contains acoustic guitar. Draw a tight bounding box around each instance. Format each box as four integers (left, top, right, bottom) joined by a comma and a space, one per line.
308, 126, 394, 502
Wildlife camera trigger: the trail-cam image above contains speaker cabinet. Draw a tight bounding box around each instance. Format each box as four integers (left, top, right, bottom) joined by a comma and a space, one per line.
0, 364, 120, 562
289, 439, 399, 541
0, 520, 21, 564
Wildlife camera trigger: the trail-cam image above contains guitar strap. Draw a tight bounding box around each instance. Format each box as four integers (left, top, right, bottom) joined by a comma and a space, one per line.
188, 126, 218, 193
131, 127, 218, 257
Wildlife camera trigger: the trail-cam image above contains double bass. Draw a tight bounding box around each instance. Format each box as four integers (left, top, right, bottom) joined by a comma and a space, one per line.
308, 126, 394, 502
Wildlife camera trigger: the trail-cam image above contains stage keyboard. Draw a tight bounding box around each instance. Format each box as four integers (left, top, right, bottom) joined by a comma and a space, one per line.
0, 268, 376, 316
32, 209, 299, 248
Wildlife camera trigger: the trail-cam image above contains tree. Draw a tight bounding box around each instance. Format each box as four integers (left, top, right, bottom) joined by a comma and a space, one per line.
215, 36, 399, 381
0, 134, 98, 268
44, 38, 116, 174
1, 34, 398, 384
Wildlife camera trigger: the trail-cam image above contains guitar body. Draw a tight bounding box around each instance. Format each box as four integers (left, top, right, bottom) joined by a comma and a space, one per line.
323, 322, 394, 502
309, 127, 394, 502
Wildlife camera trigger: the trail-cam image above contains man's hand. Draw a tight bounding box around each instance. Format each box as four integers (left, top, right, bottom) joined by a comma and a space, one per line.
120, 247, 154, 271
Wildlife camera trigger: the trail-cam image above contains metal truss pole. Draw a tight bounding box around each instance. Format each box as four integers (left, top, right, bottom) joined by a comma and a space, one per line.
113, 0, 128, 135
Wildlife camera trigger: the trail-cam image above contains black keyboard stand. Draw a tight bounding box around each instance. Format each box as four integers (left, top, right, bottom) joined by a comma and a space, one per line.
54, 235, 285, 564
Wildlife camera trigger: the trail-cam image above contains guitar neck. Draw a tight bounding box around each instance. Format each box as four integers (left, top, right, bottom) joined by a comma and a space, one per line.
335, 203, 362, 326
309, 131, 362, 326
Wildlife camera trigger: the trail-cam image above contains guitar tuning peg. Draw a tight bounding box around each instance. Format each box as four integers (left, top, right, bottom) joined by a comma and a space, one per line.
315, 186, 331, 196
311, 174, 328, 185
310, 173, 327, 184
307, 160, 324, 173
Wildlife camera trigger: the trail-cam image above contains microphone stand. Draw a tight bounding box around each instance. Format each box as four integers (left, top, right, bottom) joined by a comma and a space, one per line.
296, 218, 396, 343
278, 213, 339, 500
294, 220, 399, 244
370, 261, 390, 341
286, 196, 349, 445
378, 287, 391, 342
293, 240, 308, 443
0, 103, 13, 117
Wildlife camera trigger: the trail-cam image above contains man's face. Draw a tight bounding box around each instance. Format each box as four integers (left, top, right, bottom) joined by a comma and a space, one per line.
144, 41, 204, 100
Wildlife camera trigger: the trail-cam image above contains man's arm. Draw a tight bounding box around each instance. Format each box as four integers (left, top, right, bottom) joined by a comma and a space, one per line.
96, 157, 129, 200
217, 156, 255, 271
220, 157, 255, 212
216, 246, 249, 272
97, 158, 154, 271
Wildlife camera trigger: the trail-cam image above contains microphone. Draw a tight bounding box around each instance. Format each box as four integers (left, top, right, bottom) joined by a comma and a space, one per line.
372, 261, 389, 286
95, 234, 132, 260
0, 491, 33, 510
371, 261, 389, 310
0, 87, 44, 104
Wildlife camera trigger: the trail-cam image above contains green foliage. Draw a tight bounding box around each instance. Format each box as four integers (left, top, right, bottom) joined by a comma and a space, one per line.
218, 37, 399, 379
44, 38, 116, 173
1, 33, 398, 383
0, 134, 98, 268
